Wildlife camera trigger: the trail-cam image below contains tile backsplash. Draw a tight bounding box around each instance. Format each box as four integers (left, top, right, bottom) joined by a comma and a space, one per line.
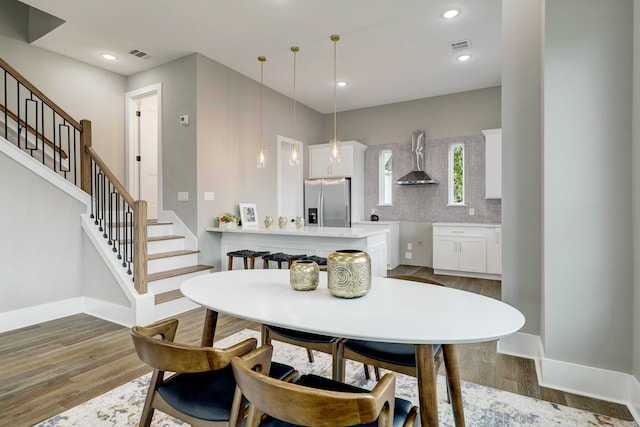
364, 133, 501, 223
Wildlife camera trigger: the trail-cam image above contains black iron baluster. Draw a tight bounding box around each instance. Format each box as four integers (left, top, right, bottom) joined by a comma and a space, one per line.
125, 208, 133, 274
115, 194, 122, 260
90, 159, 96, 220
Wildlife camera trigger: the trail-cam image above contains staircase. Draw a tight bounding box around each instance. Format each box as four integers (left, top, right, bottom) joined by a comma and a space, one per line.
1, 55, 214, 328
144, 218, 213, 319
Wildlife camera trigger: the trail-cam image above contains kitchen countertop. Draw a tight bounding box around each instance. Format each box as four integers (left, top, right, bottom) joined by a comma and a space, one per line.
206, 225, 388, 238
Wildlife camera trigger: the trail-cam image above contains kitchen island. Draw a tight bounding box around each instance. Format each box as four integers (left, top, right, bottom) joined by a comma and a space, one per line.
206, 226, 388, 277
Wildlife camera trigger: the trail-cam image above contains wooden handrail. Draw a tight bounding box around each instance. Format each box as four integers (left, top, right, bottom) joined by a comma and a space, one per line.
0, 56, 81, 130
0, 104, 68, 159
85, 145, 136, 206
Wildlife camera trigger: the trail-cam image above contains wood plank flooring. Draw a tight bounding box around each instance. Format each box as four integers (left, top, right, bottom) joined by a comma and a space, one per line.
0, 266, 633, 425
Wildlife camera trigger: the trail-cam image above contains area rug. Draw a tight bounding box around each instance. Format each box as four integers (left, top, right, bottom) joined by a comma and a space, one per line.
37, 329, 636, 427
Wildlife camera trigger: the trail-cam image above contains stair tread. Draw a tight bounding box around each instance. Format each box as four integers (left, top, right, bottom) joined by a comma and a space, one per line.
148, 235, 185, 242
147, 264, 213, 282
148, 249, 200, 260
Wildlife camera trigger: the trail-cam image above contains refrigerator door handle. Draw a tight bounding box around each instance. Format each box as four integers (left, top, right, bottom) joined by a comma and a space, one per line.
319, 193, 324, 226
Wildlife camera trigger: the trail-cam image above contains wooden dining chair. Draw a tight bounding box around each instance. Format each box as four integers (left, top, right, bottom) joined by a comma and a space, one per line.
229, 344, 418, 427
261, 324, 341, 379
130, 319, 297, 427
336, 276, 453, 402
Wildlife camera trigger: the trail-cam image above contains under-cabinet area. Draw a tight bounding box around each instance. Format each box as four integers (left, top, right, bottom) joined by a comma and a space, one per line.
432, 222, 501, 279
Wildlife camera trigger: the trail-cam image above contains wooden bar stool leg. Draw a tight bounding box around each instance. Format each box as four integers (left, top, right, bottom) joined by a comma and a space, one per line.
250, 255, 256, 269
277, 260, 283, 269
243, 257, 249, 269
264, 259, 269, 269
227, 256, 233, 271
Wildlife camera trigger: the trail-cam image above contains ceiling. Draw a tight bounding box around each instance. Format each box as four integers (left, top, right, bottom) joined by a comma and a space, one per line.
19, 0, 502, 114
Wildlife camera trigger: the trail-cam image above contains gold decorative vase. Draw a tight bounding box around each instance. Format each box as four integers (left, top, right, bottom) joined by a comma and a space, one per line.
327, 250, 371, 298
290, 260, 319, 291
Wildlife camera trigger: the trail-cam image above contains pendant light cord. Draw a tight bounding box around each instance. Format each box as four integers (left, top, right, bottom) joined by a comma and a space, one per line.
332, 35, 338, 141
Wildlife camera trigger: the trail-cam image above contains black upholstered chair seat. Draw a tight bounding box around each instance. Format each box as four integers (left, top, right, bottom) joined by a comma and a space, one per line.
342, 340, 442, 367
303, 255, 327, 265
266, 325, 337, 344
158, 362, 296, 422
258, 374, 415, 427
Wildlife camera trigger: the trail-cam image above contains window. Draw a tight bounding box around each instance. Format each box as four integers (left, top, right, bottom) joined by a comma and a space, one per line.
378, 150, 393, 205
448, 143, 464, 205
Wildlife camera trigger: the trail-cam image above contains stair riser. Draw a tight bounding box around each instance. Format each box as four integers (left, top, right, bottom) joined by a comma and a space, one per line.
147, 253, 200, 274
147, 239, 185, 254
147, 224, 174, 238
149, 269, 213, 295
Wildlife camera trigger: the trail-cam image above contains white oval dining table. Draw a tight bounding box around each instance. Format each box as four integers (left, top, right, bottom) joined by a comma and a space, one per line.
181, 269, 525, 427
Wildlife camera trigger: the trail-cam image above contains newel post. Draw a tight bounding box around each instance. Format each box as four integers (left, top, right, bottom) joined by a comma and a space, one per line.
134, 200, 148, 294
80, 119, 92, 194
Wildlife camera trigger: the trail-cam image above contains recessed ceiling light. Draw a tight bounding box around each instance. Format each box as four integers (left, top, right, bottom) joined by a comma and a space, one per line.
443, 9, 460, 19
457, 54, 471, 62
337, 81, 348, 87
101, 53, 117, 61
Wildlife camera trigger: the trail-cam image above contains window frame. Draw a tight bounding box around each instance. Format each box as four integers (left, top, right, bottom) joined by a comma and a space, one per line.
378, 149, 393, 206
448, 142, 465, 206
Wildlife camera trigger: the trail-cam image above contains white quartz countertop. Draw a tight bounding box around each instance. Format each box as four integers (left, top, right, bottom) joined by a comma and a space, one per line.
352, 220, 400, 225
206, 225, 388, 238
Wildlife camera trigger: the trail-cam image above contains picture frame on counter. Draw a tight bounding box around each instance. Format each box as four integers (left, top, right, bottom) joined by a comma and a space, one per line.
239, 203, 258, 227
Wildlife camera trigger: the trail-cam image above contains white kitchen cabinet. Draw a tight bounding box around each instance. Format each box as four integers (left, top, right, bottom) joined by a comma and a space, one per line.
308, 140, 366, 179
432, 223, 501, 279
482, 128, 502, 199
352, 221, 400, 269
486, 226, 502, 274
308, 140, 367, 222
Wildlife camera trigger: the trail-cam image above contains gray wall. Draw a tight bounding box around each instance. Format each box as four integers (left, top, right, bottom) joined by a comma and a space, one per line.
501, 1, 543, 336
128, 53, 324, 268
634, 0, 640, 382
127, 55, 199, 232
0, 34, 127, 179
323, 86, 502, 145
543, 0, 633, 371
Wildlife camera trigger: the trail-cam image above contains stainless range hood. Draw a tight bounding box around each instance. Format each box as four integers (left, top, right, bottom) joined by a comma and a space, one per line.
397, 130, 438, 185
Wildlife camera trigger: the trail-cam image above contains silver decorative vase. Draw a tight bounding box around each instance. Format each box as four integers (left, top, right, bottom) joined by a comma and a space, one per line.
290, 260, 319, 291
264, 216, 273, 229
327, 250, 371, 298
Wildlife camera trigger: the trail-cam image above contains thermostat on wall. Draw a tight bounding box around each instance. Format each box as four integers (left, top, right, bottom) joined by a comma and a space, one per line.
180, 115, 189, 126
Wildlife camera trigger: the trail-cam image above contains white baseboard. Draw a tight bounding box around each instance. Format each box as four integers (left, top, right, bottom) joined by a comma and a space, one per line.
0, 298, 84, 333
498, 331, 639, 423
82, 297, 135, 328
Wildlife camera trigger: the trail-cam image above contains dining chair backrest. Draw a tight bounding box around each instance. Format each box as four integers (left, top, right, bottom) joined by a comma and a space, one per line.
130, 318, 260, 427
230, 344, 400, 427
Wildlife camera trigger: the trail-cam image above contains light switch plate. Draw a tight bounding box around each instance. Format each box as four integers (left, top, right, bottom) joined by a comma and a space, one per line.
178, 191, 189, 201
204, 192, 215, 201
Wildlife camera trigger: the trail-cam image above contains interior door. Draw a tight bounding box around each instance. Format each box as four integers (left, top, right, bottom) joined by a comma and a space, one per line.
127, 85, 160, 220
137, 93, 158, 218
277, 135, 304, 221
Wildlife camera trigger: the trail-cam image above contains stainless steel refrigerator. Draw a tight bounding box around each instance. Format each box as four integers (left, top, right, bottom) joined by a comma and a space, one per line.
304, 177, 351, 227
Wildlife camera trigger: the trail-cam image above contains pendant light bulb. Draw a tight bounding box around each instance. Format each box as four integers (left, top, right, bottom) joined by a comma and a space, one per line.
329, 34, 341, 164
290, 46, 300, 166
257, 56, 267, 168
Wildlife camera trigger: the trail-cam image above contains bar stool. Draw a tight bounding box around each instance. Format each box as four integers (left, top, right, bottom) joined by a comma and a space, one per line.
263, 252, 307, 269
227, 250, 270, 270
303, 255, 327, 271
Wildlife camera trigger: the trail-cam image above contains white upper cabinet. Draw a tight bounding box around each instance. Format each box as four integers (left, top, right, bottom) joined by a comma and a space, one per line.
308, 140, 365, 179
482, 128, 502, 199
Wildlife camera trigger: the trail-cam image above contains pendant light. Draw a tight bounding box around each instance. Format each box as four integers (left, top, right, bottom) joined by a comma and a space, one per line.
257, 55, 267, 168
329, 34, 341, 164
289, 46, 300, 166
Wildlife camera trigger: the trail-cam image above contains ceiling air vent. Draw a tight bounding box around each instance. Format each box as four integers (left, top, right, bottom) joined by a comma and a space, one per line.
128, 48, 151, 59
449, 39, 471, 51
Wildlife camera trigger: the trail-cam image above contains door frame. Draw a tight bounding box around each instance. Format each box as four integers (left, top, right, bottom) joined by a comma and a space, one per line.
277, 135, 304, 219
125, 83, 163, 212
